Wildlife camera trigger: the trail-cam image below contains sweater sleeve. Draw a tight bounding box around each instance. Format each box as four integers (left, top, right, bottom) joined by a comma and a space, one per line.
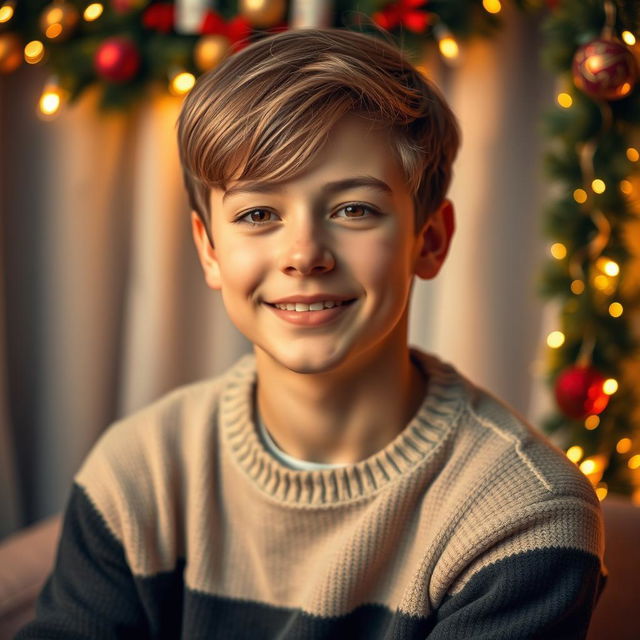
15, 483, 150, 640
425, 535, 606, 639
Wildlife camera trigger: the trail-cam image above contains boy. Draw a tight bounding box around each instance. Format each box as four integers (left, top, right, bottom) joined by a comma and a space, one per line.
19, 28, 606, 639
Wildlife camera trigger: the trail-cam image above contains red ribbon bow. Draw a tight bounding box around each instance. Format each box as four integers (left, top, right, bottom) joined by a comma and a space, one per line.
141, 2, 175, 34
200, 12, 253, 51
373, 0, 432, 33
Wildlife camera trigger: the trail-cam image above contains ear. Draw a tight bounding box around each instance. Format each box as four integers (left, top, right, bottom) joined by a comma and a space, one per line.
191, 211, 222, 290
414, 199, 455, 280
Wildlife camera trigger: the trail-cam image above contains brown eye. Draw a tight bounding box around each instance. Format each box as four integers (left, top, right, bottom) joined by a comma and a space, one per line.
248, 209, 272, 223
343, 205, 367, 218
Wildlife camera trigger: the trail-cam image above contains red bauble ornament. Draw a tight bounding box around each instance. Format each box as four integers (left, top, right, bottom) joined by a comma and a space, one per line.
554, 365, 610, 420
94, 37, 141, 83
572, 38, 638, 101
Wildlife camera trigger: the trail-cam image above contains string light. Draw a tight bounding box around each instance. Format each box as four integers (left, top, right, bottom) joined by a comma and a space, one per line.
621, 30, 636, 46
24, 40, 45, 65
579, 457, 599, 475
83, 3, 103, 21
591, 178, 606, 194
595, 483, 608, 501
627, 147, 639, 162
571, 279, 585, 295
593, 274, 611, 291
585, 415, 600, 430
566, 446, 584, 463
547, 331, 565, 348
620, 180, 633, 195
601, 259, 619, 276
482, 0, 502, 14
609, 302, 623, 317
550, 242, 567, 259
0, 0, 14, 23
603, 378, 618, 395
38, 77, 66, 118
628, 454, 640, 470
616, 438, 632, 454
573, 188, 587, 203
435, 25, 459, 61
557, 92, 573, 108
169, 71, 196, 96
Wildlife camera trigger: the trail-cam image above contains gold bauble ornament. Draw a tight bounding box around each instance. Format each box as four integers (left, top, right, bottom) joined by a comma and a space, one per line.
0, 32, 22, 74
239, 0, 286, 28
40, 1, 80, 42
194, 34, 231, 72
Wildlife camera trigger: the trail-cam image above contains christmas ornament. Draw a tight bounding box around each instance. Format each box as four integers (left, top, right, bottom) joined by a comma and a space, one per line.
39, 1, 80, 42
239, 0, 286, 29
0, 32, 21, 74
194, 34, 230, 72
94, 37, 141, 83
142, 2, 175, 33
554, 365, 610, 420
572, 38, 638, 101
373, 0, 432, 34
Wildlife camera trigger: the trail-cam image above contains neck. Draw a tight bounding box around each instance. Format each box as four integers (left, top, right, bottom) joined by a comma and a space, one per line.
254, 325, 427, 465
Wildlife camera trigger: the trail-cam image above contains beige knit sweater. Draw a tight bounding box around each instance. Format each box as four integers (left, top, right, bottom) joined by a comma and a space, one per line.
18, 348, 606, 639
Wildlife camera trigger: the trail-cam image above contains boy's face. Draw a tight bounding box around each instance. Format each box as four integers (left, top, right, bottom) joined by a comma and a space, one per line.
192, 113, 454, 375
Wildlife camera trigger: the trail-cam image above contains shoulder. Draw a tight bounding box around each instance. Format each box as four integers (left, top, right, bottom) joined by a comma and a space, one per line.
72, 353, 256, 569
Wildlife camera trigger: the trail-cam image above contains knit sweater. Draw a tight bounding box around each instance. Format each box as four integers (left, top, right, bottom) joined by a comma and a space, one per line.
18, 348, 606, 639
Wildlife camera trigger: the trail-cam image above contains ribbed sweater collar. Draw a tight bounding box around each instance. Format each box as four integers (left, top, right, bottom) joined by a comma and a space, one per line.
219, 347, 465, 506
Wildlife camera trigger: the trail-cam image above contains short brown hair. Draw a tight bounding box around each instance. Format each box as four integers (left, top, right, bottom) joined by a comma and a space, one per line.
177, 27, 460, 234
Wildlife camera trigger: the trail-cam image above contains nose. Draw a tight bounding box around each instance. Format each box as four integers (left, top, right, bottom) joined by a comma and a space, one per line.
278, 218, 336, 276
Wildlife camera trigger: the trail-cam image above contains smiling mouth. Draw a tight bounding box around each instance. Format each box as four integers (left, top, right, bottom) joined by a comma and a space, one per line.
265, 299, 357, 312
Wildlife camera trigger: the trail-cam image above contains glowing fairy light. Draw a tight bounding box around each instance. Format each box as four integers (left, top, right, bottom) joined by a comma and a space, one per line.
622, 31, 636, 46
83, 3, 103, 21
627, 147, 639, 162
584, 415, 600, 430
550, 243, 567, 259
482, 0, 501, 14
557, 92, 573, 108
609, 302, 623, 317
616, 438, 632, 454
24, 40, 45, 64
546, 331, 565, 348
570, 280, 585, 295
573, 188, 587, 203
566, 446, 583, 463
169, 71, 196, 96
591, 179, 606, 194
603, 378, 618, 395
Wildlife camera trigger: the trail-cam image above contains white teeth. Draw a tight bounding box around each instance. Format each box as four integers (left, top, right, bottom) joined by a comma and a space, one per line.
273, 300, 348, 311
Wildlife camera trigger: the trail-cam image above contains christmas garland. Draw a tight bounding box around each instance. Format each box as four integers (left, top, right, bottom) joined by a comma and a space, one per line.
1, 0, 639, 500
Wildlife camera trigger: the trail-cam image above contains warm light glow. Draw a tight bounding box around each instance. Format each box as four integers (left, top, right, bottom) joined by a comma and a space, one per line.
170, 71, 196, 96
482, 0, 501, 14
620, 180, 633, 195
47, 7, 63, 22
550, 242, 567, 259
584, 415, 600, 430
616, 437, 632, 454
591, 179, 606, 194
547, 331, 565, 349
24, 40, 45, 64
0, 2, 14, 23
45, 23, 63, 39
566, 446, 584, 463
633, 488, 640, 506
595, 484, 608, 501
83, 2, 103, 21
557, 92, 573, 108
571, 279, 585, 295
620, 82, 632, 96
628, 454, 640, 470
39, 91, 61, 115
593, 274, 611, 291
579, 458, 599, 475
573, 188, 587, 203
438, 37, 459, 59
602, 259, 620, 276
603, 378, 618, 395
622, 30, 636, 46
609, 302, 623, 317
627, 147, 640, 162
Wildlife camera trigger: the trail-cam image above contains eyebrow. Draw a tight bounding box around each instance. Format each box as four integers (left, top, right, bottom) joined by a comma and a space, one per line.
222, 175, 394, 203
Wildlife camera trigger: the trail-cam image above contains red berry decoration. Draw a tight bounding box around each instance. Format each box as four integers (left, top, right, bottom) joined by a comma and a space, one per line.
572, 38, 638, 101
554, 365, 610, 420
94, 37, 141, 83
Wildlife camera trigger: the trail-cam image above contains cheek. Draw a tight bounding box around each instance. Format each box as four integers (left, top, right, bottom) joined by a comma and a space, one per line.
217, 241, 265, 299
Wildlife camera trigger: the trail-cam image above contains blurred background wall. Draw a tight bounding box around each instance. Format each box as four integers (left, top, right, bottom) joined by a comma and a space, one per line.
0, 5, 553, 535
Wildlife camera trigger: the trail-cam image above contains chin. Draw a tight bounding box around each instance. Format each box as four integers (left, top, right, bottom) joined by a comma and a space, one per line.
258, 342, 351, 376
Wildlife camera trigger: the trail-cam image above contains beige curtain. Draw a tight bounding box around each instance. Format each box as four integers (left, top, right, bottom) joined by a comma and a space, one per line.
1, 6, 553, 534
